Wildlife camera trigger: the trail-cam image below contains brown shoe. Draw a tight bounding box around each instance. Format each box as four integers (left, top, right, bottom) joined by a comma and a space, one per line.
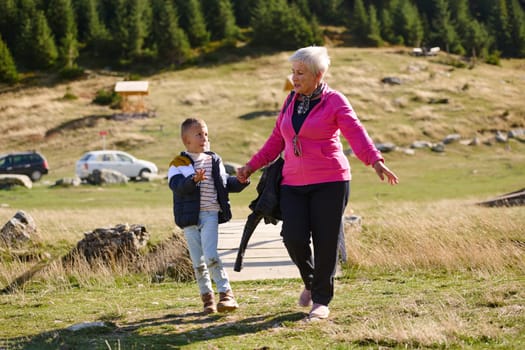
298, 288, 312, 307
217, 290, 239, 312
201, 292, 217, 314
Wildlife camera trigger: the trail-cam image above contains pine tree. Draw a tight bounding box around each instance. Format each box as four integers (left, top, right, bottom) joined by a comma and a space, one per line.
309, 0, 345, 25
218, 0, 240, 44
251, 0, 320, 49
489, 0, 511, 55
60, 32, 79, 68
74, 0, 107, 44
115, 0, 150, 59
449, 0, 471, 52
349, 0, 369, 45
0, 34, 19, 84
12, 0, 37, 62
389, 0, 424, 46
464, 19, 492, 58
0, 0, 17, 49
405, 2, 424, 47
47, 0, 79, 67
231, 0, 259, 27
175, 0, 210, 47
380, 7, 398, 44
151, 0, 191, 65
19, 11, 58, 69
431, 0, 462, 53
508, 0, 525, 57
295, 0, 312, 20
367, 5, 383, 47
46, 0, 77, 43
202, 0, 239, 42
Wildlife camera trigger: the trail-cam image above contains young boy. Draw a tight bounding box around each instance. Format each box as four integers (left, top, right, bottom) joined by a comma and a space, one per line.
168, 118, 249, 314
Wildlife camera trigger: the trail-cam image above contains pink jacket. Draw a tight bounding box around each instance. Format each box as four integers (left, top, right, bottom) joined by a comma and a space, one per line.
247, 85, 383, 186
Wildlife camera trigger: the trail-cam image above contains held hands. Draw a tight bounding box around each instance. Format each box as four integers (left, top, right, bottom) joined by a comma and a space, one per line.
193, 168, 206, 183
373, 161, 399, 185
236, 164, 253, 184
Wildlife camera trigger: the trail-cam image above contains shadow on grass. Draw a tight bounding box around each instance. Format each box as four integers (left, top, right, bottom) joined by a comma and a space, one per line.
5, 310, 306, 348
238, 110, 279, 120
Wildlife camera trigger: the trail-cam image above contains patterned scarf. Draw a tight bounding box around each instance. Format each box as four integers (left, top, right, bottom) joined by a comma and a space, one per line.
297, 82, 325, 115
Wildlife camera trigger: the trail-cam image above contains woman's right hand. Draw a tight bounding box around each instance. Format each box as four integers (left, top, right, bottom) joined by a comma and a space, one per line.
236, 164, 253, 184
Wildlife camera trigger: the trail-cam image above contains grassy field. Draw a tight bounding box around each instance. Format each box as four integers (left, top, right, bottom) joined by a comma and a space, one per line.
0, 46, 524, 349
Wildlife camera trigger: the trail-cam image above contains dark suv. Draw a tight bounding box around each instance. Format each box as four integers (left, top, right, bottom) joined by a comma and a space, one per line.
0, 151, 49, 181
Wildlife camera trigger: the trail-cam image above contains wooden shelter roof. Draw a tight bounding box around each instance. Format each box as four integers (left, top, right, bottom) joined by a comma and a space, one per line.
114, 81, 149, 94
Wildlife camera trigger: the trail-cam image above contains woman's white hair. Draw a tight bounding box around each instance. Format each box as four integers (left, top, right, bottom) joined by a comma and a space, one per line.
289, 46, 330, 78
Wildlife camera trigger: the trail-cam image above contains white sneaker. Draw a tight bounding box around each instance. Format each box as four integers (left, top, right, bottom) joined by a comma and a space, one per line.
308, 303, 329, 320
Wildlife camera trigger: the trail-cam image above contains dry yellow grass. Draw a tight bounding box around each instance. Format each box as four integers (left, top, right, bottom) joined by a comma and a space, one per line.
346, 200, 525, 273
1, 198, 523, 290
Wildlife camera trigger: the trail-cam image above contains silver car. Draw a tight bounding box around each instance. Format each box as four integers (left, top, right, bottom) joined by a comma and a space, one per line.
76, 150, 158, 180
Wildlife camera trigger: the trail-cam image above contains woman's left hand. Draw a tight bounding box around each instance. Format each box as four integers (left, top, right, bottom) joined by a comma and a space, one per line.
373, 161, 399, 185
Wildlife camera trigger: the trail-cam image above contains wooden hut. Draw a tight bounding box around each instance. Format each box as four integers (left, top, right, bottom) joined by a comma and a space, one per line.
114, 81, 149, 113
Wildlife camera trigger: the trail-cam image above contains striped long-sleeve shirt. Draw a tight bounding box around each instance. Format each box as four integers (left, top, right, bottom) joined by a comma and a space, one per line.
168, 151, 250, 228
187, 152, 221, 212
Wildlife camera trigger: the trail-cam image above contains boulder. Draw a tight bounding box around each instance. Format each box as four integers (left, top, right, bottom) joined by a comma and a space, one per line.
411, 140, 432, 149
508, 128, 525, 139
381, 77, 402, 85
442, 134, 461, 144
375, 143, 397, 153
53, 177, 81, 187
495, 131, 508, 143
69, 223, 150, 264
0, 210, 38, 248
0, 174, 32, 189
86, 169, 128, 185
431, 142, 446, 152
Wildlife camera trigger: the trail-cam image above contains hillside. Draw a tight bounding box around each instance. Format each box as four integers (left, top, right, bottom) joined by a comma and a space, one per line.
1, 47, 524, 349
0, 47, 524, 181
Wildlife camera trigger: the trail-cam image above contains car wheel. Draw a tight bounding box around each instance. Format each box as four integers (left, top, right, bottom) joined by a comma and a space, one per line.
139, 168, 151, 179
31, 170, 42, 181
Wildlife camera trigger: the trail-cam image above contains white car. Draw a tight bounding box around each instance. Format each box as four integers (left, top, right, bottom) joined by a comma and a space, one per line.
76, 150, 158, 180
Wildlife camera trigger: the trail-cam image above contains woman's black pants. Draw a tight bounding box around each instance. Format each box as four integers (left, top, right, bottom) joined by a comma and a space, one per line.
280, 181, 349, 306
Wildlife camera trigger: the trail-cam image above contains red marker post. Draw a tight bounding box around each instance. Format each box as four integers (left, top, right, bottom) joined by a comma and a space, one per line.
99, 130, 108, 150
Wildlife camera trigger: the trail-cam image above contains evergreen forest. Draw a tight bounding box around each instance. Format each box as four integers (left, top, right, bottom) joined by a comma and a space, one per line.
1, 0, 525, 84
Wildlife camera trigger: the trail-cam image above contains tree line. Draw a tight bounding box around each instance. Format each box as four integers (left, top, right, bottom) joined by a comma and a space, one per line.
1, 0, 525, 84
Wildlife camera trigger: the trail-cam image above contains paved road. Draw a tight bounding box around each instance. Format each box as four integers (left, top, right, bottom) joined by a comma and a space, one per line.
217, 220, 299, 281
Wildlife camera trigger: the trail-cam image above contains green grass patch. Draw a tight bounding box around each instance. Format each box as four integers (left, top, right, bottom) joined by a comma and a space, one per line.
1, 271, 523, 349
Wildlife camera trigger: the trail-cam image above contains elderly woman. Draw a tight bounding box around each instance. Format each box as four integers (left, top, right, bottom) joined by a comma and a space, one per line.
237, 46, 398, 320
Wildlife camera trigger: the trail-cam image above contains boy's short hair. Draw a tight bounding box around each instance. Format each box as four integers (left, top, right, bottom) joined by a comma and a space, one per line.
181, 118, 205, 137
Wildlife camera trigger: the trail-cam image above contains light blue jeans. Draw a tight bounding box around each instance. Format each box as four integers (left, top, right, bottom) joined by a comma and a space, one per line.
183, 211, 231, 295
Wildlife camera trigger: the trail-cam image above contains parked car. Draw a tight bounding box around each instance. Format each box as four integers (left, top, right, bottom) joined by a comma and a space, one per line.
75, 150, 158, 180
0, 151, 49, 181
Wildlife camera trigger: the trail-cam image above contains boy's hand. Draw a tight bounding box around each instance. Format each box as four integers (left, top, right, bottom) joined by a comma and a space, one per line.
193, 168, 206, 183
236, 164, 253, 184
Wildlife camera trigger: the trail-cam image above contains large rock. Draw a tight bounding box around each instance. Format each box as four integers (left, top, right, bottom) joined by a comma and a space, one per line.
0, 174, 32, 189
411, 140, 432, 149
86, 169, 128, 185
0, 210, 37, 247
375, 143, 397, 153
69, 223, 150, 264
442, 134, 461, 144
53, 177, 82, 187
